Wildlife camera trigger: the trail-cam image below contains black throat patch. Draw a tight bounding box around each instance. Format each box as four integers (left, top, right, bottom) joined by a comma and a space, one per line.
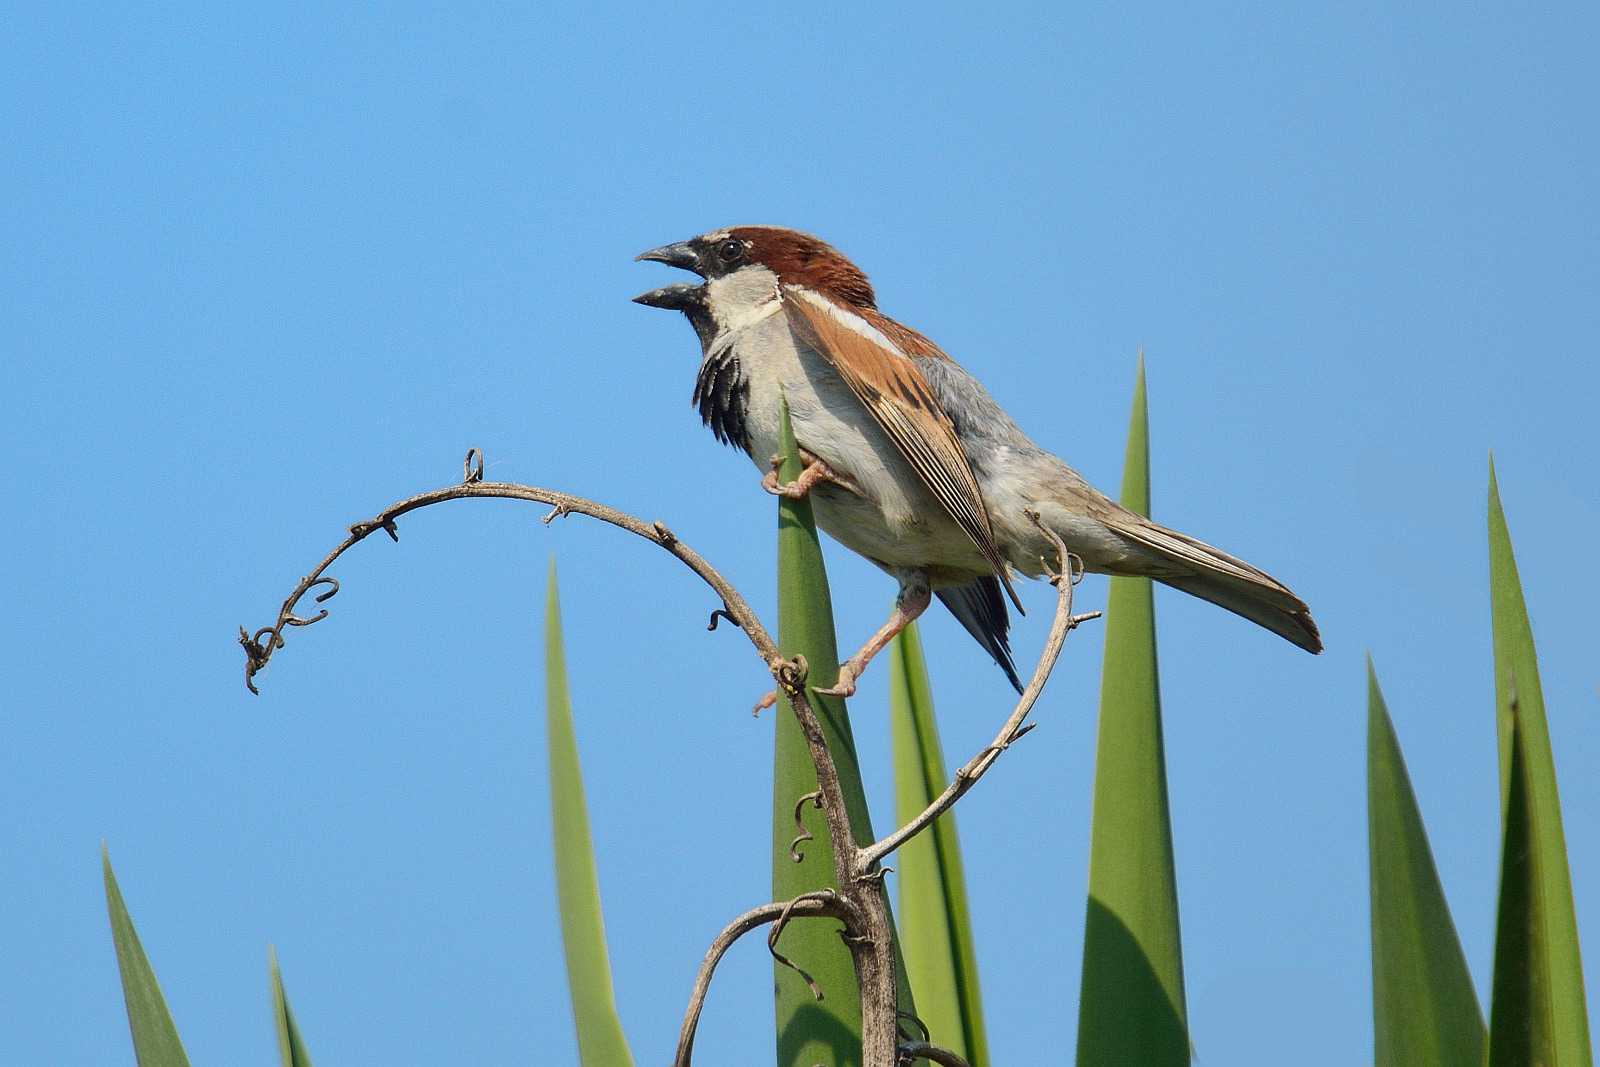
692, 350, 750, 451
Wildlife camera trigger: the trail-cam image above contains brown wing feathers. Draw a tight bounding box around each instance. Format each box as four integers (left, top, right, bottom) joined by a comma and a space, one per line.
783, 286, 1023, 611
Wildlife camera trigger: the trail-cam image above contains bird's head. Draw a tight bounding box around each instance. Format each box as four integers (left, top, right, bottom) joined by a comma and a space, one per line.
633, 226, 877, 327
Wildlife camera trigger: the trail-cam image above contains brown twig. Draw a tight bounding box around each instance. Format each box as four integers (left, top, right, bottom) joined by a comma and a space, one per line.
673, 896, 851, 1067
855, 511, 1096, 875
898, 1041, 975, 1067
790, 790, 823, 862
240, 449, 784, 693
772, 677, 902, 1065
240, 451, 895, 1060
768, 889, 846, 1001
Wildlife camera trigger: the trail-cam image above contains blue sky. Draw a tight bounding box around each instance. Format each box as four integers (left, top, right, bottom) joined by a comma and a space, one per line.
2, 2, 1595, 1063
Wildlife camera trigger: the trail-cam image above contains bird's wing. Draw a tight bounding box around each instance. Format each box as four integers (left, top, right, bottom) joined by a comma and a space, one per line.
782, 284, 1022, 610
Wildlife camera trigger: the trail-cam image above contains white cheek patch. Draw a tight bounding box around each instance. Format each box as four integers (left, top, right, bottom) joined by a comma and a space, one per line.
708, 267, 783, 336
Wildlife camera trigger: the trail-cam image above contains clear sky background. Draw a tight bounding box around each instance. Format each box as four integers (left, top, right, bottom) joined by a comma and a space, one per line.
2, 2, 1596, 1063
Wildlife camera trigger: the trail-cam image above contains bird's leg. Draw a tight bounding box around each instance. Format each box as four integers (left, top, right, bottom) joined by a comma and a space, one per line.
752, 448, 873, 711
762, 449, 864, 499
815, 584, 932, 699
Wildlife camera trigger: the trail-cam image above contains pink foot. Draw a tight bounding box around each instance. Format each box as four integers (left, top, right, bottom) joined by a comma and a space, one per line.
813, 664, 861, 699
761, 451, 862, 499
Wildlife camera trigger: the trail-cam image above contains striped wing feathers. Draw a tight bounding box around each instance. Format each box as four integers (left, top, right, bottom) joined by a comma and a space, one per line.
782, 285, 1022, 610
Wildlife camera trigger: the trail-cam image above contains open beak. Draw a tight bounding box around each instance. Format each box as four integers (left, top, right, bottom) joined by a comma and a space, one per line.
633, 281, 706, 311
634, 241, 700, 273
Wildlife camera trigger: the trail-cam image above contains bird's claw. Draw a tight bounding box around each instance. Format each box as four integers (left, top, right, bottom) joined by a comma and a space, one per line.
761, 464, 822, 499
753, 690, 779, 716
761, 451, 862, 500
761, 469, 805, 498
813, 666, 860, 699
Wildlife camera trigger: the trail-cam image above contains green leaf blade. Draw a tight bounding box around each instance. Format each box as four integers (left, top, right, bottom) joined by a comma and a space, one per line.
102, 846, 192, 1067
891, 620, 988, 1067
1366, 661, 1486, 1066
268, 946, 316, 1067
772, 399, 912, 1067
772, 399, 865, 1067
1487, 462, 1591, 1064
1076, 356, 1188, 1067
546, 561, 636, 1067
1489, 713, 1558, 1066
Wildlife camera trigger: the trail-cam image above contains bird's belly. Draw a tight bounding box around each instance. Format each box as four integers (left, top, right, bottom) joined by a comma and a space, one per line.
808, 485, 991, 584
733, 317, 989, 582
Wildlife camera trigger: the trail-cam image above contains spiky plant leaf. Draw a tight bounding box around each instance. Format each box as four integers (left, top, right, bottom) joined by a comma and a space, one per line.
771, 399, 912, 1067
1076, 355, 1188, 1066
1488, 712, 1556, 1065
891, 620, 988, 1066
1366, 660, 1486, 1066
102, 845, 191, 1067
268, 946, 316, 1067
1487, 462, 1591, 1063
546, 561, 635, 1067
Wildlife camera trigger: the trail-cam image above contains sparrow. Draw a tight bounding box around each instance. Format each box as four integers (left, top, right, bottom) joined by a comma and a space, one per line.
634, 226, 1320, 698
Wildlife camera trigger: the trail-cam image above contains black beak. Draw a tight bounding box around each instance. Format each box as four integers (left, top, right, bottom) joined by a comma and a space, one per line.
633, 281, 706, 311
635, 241, 701, 273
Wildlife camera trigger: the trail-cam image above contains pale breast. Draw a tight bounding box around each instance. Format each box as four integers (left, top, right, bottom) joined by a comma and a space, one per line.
729, 309, 990, 579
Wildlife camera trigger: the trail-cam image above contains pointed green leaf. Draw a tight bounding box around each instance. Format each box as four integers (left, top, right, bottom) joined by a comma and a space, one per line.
1077, 355, 1188, 1067
546, 561, 636, 1067
1487, 461, 1591, 1063
102, 845, 191, 1067
1366, 660, 1486, 1066
268, 946, 316, 1067
772, 399, 912, 1067
890, 620, 988, 1067
1489, 713, 1557, 1065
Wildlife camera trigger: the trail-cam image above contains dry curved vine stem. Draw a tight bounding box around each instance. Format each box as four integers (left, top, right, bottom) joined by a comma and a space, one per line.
767, 889, 845, 1001
898, 1041, 974, 1067
790, 790, 823, 862
672, 895, 852, 1067
856, 512, 1096, 877
670, 513, 1094, 1067
706, 608, 741, 631
240, 448, 786, 694
246, 451, 1097, 1067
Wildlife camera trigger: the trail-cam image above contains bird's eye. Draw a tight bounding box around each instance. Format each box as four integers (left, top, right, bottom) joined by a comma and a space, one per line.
718, 239, 744, 262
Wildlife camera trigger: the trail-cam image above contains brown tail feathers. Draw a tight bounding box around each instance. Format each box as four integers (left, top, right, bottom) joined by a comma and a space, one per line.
1107, 512, 1322, 653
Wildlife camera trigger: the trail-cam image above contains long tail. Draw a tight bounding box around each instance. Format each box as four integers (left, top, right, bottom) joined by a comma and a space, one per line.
1103, 511, 1322, 653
